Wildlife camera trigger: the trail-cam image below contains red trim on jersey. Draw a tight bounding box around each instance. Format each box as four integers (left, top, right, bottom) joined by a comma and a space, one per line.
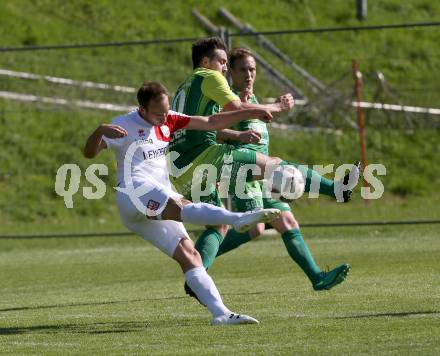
167, 112, 191, 132
155, 111, 191, 142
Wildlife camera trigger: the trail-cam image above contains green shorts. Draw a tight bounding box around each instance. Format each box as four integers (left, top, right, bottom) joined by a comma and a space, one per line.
170, 144, 257, 206
230, 180, 291, 213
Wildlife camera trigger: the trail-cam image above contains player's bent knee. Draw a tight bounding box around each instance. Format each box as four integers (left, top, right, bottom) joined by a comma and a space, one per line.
183, 240, 200, 259
173, 238, 202, 269
188, 247, 202, 265
183, 249, 202, 268
273, 212, 299, 232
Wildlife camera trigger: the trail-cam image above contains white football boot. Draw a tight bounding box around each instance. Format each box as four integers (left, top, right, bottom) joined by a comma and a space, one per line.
211, 313, 260, 326
233, 208, 281, 233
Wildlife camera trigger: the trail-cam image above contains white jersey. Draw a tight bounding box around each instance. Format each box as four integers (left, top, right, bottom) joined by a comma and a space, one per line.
102, 109, 190, 189
103, 109, 191, 256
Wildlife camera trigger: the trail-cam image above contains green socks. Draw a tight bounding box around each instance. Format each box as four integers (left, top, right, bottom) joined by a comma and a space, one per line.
281, 160, 335, 198
281, 229, 321, 284
194, 228, 224, 269
216, 229, 252, 257
206, 226, 321, 285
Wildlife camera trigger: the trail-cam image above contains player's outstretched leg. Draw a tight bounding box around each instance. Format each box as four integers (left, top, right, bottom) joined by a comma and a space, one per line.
279, 160, 361, 202
217, 148, 360, 203
232, 209, 281, 233
179, 203, 280, 233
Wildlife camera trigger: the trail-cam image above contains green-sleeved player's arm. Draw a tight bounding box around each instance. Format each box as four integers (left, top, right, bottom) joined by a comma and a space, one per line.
224, 94, 294, 113
200, 69, 239, 106
200, 69, 294, 114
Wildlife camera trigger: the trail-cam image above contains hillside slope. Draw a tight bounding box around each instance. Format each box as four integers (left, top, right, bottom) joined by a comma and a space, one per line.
0, 0, 439, 226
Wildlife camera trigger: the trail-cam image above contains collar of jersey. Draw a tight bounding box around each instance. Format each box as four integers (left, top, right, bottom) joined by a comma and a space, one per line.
194, 67, 218, 76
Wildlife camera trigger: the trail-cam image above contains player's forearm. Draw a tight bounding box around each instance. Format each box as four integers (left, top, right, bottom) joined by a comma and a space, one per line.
217, 129, 241, 142
240, 101, 283, 113
207, 109, 260, 130
83, 126, 104, 159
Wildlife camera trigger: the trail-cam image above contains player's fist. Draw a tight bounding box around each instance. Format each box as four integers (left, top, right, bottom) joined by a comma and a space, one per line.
276, 93, 294, 112
98, 124, 128, 139
238, 130, 262, 144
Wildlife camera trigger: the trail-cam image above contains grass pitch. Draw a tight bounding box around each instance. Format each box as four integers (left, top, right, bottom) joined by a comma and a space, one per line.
0, 224, 439, 354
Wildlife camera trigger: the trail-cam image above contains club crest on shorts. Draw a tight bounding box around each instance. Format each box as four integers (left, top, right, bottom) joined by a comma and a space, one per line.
147, 199, 160, 211
160, 125, 170, 138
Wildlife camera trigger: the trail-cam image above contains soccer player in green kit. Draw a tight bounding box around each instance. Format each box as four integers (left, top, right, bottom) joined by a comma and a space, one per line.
169, 37, 359, 297
215, 47, 351, 290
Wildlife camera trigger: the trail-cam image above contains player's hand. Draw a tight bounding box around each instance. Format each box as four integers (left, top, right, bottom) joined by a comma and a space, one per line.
98, 124, 128, 139
275, 93, 295, 112
238, 130, 262, 144
254, 109, 273, 122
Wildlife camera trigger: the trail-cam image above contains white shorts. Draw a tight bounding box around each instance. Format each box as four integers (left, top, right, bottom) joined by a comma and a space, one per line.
116, 187, 190, 257
124, 177, 178, 218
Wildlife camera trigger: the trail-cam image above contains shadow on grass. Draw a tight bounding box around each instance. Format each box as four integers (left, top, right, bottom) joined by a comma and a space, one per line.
0, 296, 188, 313
0, 318, 199, 335
0, 291, 273, 313
335, 310, 440, 319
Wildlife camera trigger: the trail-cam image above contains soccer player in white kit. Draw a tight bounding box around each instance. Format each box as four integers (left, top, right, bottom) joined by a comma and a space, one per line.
83, 82, 281, 325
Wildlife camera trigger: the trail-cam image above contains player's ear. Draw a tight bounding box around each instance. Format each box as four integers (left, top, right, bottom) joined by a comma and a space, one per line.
201, 56, 210, 68
138, 105, 147, 118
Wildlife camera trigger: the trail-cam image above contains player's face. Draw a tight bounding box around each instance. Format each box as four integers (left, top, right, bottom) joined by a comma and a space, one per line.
230, 56, 257, 92
141, 94, 169, 126
203, 49, 228, 75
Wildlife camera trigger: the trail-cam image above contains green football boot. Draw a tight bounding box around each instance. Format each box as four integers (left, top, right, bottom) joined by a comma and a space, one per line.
313, 264, 351, 291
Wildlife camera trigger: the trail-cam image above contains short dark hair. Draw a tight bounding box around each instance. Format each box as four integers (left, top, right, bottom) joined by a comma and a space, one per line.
229, 47, 255, 69
192, 37, 227, 69
137, 82, 169, 107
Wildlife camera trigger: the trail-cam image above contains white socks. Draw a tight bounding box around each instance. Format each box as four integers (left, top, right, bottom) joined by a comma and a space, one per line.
181, 203, 244, 226
184, 266, 230, 317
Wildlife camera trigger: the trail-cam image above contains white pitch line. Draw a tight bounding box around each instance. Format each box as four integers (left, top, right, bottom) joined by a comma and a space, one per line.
0, 91, 133, 112
272, 97, 440, 115
0, 68, 135, 93
353, 101, 440, 115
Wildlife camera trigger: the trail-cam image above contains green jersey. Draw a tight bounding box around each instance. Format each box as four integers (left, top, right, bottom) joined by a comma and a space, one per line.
230, 92, 269, 155
170, 67, 239, 169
